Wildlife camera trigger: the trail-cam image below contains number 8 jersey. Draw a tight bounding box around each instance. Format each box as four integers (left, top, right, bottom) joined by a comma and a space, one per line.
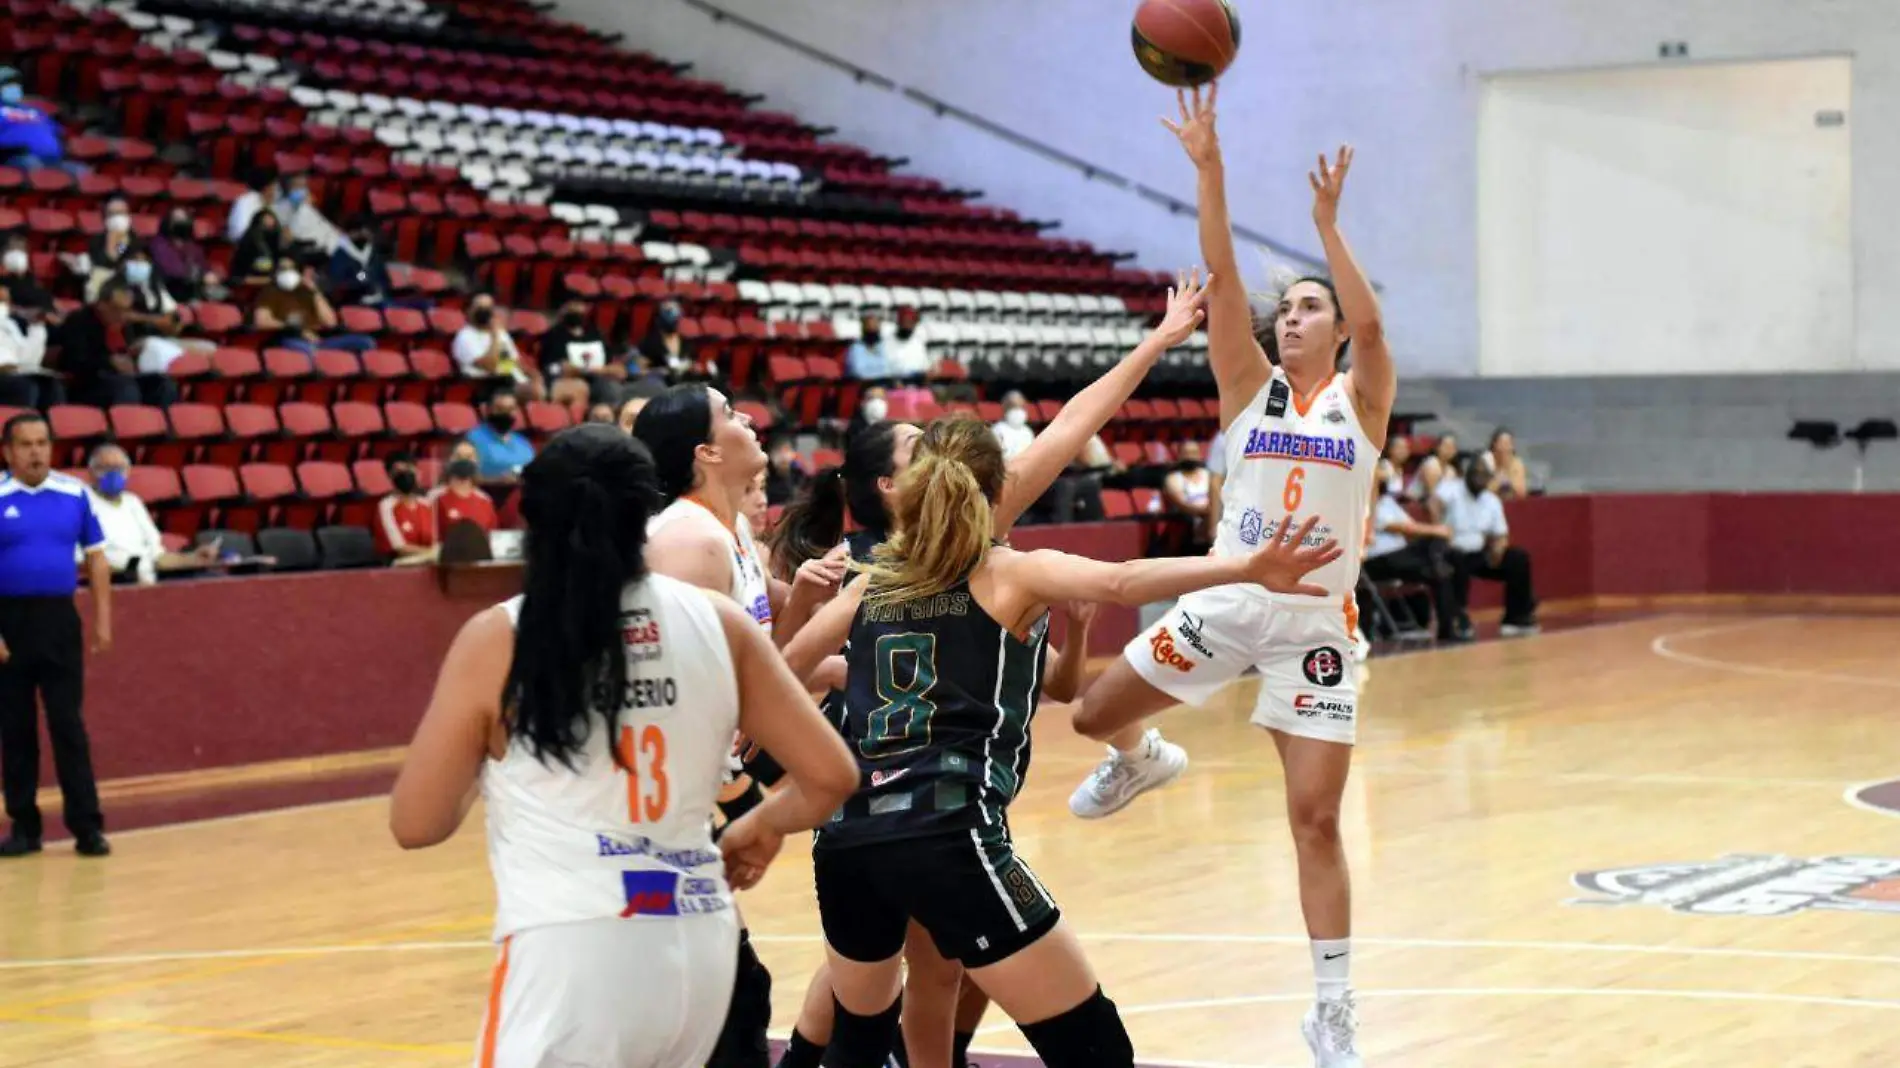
485, 573, 741, 942
1213, 368, 1375, 603
818, 576, 1050, 851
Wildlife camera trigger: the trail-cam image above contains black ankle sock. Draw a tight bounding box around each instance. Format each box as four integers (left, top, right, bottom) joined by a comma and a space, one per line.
776, 1029, 825, 1068
952, 1029, 974, 1066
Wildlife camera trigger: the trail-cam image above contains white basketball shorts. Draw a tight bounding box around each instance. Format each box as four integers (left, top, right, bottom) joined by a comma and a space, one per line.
1122, 585, 1360, 745
475, 910, 740, 1068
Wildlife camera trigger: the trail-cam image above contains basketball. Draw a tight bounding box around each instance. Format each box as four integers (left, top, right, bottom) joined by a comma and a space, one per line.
1131, 0, 1241, 87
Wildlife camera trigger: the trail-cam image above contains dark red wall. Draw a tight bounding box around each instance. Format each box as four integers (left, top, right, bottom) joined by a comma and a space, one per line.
56, 497, 1898, 781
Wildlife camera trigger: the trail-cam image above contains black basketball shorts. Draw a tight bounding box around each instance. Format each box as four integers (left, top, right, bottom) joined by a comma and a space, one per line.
814, 825, 1061, 969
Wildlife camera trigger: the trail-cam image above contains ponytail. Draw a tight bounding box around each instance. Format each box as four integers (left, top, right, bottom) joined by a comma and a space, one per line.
857, 417, 1004, 609
504, 425, 660, 769
766, 465, 847, 582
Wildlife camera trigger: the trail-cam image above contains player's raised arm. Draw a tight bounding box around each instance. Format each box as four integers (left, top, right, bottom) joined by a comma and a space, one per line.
1166, 83, 1274, 428
1002, 516, 1339, 608
1310, 146, 1393, 432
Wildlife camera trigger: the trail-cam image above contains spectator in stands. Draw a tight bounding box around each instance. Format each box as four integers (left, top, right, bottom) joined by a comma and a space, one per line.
230, 209, 286, 285
252, 257, 375, 357
325, 216, 396, 308
764, 432, 805, 505
433, 442, 498, 534
0, 67, 72, 173
1482, 427, 1530, 499
265, 172, 339, 256
81, 198, 137, 302
1, 235, 51, 321
226, 166, 277, 243
538, 298, 620, 408
845, 310, 893, 382
637, 300, 713, 385
452, 293, 539, 398
1361, 486, 1463, 641
616, 387, 659, 434
887, 306, 932, 383
374, 451, 437, 565
1162, 441, 1215, 544
82, 444, 218, 584
52, 278, 141, 408
149, 207, 219, 303
844, 384, 889, 445
1064, 433, 1121, 521
0, 281, 49, 408
584, 402, 617, 425
1416, 432, 1461, 503
1436, 462, 1538, 636
122, 247, 213, 378
465, 390, 535, 481
991, 390, 1035, 461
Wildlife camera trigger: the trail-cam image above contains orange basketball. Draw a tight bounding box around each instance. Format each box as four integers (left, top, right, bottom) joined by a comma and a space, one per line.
1132, 0, 1241, 87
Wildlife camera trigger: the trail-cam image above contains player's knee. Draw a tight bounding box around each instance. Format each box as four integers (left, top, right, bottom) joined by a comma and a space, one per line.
1288, 800, 1342, 848
1017, 986, 1134, 1068
821, 993, 902, 1068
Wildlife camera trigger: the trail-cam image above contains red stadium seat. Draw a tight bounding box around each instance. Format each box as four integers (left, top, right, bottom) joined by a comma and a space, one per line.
350, 459, 395, 498
525, 401, 571, 436
175, 464, 242, 537
431, 402, 477, 439
1100, 489, 1136, 520
233, 462, 296, 533
288, 460, 354, 529
275, 402, 332, 464
148, 402, 223, 469
331, 401, 386, 460
107, 404, 167, 461
47, 405, 108, 466
127, 464, 182, 506
382, 401, 434, 455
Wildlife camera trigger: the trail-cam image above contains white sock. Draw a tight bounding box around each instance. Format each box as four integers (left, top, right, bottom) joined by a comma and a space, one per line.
1114, 728, 1155, 760
1312, 938, 1352, 1001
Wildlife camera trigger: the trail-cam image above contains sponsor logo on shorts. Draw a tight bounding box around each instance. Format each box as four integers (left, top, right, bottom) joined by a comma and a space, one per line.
1302, 646, 1345, 687
1570, 854, 1900, 917
1149, 625, 1197, 673
1177, 611, 1213, 658
620, 870, 680, 916
1292, 693, 1355, 722
1238, 507, 1264, 547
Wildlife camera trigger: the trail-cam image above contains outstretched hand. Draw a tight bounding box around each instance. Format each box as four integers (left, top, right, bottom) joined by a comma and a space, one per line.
1241, 515, 1342, 596
1310, 145, 1354, 229
1151, 266, 1212, 348
1161, 83, 1221, 169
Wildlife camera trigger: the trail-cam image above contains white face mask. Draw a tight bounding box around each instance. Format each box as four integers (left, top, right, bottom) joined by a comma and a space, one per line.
1004, 407, 1029, 429
124, 261, 152, 286
3, 250, 27, 272
861, 398, 888, 422
105, 212, 131, 233
275, 269, 300, 292
0, 304, 10, 320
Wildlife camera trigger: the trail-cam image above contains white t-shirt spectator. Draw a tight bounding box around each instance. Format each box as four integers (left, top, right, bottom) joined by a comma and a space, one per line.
83, 488, 164, 582
1368, 495, 1411, 558
889, 323, 933, 379
1434, 478, 1508, 554
0, 311, 46, 373
991, 418, 1035, 462
452, 324, 528, 383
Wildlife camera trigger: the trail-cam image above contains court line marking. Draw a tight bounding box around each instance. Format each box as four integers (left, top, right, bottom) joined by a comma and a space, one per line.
1843, 779, 1900, 821
1649, 616, 1900, 690
1032, 753, 1848, 789
9, 931, 1900, 970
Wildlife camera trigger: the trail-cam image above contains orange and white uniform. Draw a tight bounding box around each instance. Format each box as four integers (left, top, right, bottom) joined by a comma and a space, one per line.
476, 573, 741, 1067
1123, 369, 1374, 744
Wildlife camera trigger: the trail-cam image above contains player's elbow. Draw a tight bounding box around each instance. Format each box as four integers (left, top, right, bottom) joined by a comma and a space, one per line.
807, 746, 861, 810
388, 802, 452, 850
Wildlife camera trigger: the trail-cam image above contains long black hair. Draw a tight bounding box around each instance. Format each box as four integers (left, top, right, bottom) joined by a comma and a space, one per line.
502, 424, 662, 769
631, 383, 712, 505
765, 421, 904, 578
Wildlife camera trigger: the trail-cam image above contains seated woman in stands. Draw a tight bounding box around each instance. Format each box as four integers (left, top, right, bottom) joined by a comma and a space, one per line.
1481, 427, 1530, 499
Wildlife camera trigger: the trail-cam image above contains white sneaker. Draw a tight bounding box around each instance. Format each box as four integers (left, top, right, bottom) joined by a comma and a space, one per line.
1067, 729, 1188, 819
1498, 621, 1541, 637
1302, 993, 1363, 1068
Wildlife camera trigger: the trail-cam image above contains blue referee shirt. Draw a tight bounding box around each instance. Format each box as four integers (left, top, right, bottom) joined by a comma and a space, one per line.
0, 472, 105, 597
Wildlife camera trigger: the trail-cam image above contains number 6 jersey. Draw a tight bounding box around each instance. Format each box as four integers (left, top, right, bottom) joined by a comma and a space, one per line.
1212, 368, 1375, 604
485, 573, 740, 942
817, 575, 1050, 851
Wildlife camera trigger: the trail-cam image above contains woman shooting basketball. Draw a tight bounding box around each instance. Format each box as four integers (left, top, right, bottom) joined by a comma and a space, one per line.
1068, 84, 1395, 1068
779, 416, 1341, 1068
388, 425, 858, 1067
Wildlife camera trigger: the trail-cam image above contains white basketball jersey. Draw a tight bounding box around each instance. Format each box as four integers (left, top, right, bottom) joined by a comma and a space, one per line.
648, 497, 774, 633
485, 574, 739, 941
1212, 370, 1375, 604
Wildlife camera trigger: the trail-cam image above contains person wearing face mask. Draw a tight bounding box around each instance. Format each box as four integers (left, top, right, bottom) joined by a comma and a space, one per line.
325, 216, 396, 307
637, 299, 714, 385
844, 385, 891, 447
844, 311, 893, 382
52, 279, 141, 408
0, 281, 49, 408
887, 306, 934, 384
231, 209, 286, 285
148, 208, 219, 302
82, 198, 136, 302
374, 451, 439, 565
538, 299, 619, 408
465, 389, 537, 482
118, 248, 212, 390
0, 66, 72, 174
252, 256, 376, 357
267, 173, 340, 255
990, 390, 1036, 462
451, 293, 541, 398
432, 441, 499, 534
82, 444, 220, 584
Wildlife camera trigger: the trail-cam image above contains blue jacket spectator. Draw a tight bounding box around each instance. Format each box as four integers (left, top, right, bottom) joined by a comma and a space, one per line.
845, 312, 893, 381
464, 392, 535, 480
0, 68, 64, 169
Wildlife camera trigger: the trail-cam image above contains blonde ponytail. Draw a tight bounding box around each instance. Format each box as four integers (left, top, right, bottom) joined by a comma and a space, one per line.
856, 417, 1005, 608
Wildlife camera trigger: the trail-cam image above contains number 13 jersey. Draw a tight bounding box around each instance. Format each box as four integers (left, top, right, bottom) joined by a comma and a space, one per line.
1212, 369, 1375, 604
818, 576, 1049, 851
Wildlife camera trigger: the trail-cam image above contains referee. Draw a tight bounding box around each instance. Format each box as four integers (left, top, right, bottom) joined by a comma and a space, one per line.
0, 412, 110, 857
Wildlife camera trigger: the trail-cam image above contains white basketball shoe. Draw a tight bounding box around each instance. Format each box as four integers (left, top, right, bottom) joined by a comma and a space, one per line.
1067, 728, 1189, 819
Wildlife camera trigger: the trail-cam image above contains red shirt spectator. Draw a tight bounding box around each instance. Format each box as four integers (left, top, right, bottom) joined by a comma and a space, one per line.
377, 494, 437, 555
433, 484, 497, 533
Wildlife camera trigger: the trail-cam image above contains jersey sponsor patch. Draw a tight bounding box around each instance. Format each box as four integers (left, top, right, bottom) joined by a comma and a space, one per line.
622, 608, 661, 662
1301, 646, 1345, 687
1570, 854, 1900, 917
1265, 378, 1290, 418
1241, 428, 1357, 470
1238, 507, 1265, 547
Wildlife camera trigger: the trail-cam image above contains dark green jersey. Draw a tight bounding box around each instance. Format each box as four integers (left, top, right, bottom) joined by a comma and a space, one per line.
815, 576, 1048, 849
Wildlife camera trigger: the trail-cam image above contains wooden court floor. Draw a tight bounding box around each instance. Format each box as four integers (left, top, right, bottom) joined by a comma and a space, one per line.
3, 611, 1899, 1067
